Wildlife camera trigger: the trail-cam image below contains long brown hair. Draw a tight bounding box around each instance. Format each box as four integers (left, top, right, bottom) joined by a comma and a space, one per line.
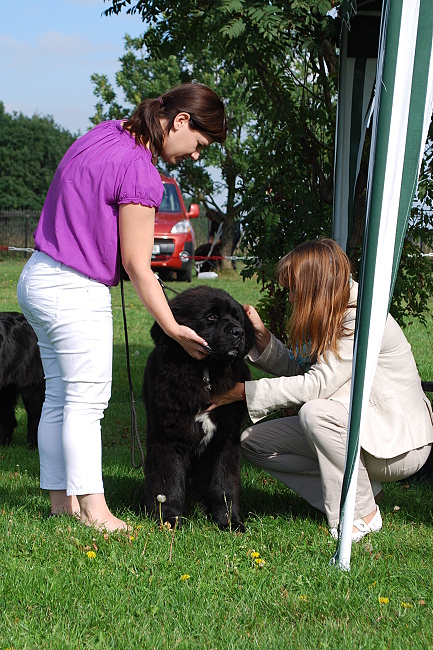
123, 82, 227, 162
276, 239, 354, 361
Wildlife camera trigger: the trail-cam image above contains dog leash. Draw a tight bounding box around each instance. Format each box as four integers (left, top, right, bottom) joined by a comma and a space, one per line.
120, 273, 145, 469
156, 275, 181, 299
120, 271, 180, 469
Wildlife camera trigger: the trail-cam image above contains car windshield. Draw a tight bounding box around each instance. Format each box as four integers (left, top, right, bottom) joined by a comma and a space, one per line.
160, 183, 181, 213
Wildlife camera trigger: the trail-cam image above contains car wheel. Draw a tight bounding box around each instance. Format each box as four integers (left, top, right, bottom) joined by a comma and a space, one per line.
158, 269, 175, 282
177, 266, 192, 282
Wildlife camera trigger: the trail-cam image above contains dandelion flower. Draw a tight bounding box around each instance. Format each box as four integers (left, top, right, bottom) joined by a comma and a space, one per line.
86, 551, 96, 559
300, 595, 307, 601
251, 551, 260, 559
378, 597, 389, 604
180, 574, 191, 581
129, 535, 135, 541
157, 494, 166, 503
401, 602, 413, 609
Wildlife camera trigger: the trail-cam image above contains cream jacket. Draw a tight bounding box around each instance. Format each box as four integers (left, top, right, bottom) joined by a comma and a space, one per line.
245, 281, 433, 459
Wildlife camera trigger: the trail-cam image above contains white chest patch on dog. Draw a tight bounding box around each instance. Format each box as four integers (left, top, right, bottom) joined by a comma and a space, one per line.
195, 412, 217, 453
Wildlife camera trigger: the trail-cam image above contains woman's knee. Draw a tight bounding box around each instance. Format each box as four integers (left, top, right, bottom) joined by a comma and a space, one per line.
240, 426, 256, 453
240, 425, 271, 461
299, 400, 326, 437
299, 399, 348, 444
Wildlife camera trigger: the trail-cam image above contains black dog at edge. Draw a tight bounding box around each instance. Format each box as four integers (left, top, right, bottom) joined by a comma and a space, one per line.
142, 286, 255, 531
0, 312, 44, 448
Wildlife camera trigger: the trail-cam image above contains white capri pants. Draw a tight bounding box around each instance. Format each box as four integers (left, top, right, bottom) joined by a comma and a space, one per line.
17, 251, 113, 495
241, 399, 431, 528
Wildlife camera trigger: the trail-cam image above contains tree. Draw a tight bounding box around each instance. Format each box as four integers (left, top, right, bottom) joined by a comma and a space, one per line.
102, 1, 340, 333
91, 35, 257, 265
103, 1, 433, 331
0, 103, 76, 211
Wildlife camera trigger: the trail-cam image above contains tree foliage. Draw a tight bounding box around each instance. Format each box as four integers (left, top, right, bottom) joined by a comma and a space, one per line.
103, 0, 433, 330
0, 103, 76, 212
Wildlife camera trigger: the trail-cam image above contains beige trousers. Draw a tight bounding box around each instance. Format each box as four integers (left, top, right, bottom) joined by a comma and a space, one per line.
240, 399, 431, 528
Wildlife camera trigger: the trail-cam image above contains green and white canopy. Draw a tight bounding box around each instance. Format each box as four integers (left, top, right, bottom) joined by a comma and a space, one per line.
332, 0, 433, 570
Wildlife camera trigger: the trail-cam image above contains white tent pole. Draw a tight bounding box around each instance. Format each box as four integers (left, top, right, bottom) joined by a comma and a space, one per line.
333, 0, 433, 570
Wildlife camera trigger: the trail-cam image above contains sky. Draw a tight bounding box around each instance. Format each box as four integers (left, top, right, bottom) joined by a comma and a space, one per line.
1, 0, 146, 135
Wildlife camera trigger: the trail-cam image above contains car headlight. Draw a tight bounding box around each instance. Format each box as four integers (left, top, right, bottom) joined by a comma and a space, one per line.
171, 219, 191, 234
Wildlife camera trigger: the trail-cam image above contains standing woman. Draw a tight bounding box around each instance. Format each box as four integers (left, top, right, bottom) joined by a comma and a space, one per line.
17, 83, 226, 531
208, 239, 433, 541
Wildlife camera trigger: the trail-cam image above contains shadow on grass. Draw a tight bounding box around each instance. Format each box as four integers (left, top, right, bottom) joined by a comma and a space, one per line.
3, 435, 433, 532
241, 480, 325, 527
0, 442, 45, 514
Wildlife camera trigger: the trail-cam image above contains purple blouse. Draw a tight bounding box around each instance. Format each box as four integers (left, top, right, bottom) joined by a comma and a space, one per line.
34, 120, 164, 286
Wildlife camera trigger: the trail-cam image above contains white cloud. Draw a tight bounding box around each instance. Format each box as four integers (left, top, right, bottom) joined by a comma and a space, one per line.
0, 0, 144, 132
37, 31, 95, 58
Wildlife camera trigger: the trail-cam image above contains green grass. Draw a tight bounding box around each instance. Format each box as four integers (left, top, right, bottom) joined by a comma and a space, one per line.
1, 256, 433, 650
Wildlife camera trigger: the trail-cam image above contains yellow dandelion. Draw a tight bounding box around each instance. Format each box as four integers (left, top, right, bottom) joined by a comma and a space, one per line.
300, 595, 307, 601
378, 597, 389, 604
129, 535, 135, 541
251, 551, 260, 559
86, 550, 96, 559
180, 574, 191, 581
401, 602, 413, 609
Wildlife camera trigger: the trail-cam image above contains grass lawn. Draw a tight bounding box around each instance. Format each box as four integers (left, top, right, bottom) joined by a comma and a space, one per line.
1, 255, 433, 650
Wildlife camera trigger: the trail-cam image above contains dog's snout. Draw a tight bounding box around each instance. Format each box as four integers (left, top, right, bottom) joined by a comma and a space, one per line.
230, 325, 243, 340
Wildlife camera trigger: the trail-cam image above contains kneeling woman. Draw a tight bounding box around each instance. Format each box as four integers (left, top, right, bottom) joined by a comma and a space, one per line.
208, 239, 433, 541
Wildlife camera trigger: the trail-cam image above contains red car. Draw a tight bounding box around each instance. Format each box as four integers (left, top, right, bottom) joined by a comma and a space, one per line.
152, 174, 200, 282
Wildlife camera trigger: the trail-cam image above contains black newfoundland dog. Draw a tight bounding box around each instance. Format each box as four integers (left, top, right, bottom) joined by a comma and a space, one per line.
0, 312, 44, 448
142, 286, 255, 531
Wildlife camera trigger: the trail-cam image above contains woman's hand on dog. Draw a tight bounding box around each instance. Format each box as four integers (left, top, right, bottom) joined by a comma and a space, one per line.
243, 305, 271, 354
174, 324, 211, 360
205, 382, 246, 412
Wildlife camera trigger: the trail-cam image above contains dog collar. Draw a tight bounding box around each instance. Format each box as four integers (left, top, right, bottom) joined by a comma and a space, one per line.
203, 366, 212, 392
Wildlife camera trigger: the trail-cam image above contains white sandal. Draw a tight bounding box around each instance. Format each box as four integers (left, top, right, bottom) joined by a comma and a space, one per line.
330, 506, 382, 543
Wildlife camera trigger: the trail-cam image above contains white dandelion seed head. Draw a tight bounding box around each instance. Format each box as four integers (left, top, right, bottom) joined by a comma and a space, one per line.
157, 494, 166, 503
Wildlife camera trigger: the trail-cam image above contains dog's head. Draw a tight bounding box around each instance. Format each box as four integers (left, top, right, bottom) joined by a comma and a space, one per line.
151, 286, 256, 360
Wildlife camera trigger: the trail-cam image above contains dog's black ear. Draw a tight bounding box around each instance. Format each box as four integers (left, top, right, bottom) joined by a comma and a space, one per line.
242, 308, 257, 356
150, 321, 171, 352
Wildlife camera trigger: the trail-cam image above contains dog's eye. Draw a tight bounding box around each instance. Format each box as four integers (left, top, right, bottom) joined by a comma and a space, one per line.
207, 313, 218, 321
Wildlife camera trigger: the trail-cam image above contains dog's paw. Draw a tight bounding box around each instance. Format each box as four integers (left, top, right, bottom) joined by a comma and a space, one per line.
146, 506, 183, 530
217, 519, 245, 533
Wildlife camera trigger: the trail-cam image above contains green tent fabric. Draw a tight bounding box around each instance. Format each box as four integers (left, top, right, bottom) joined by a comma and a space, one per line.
332, 7, 380, 251
332, 0, 433, 570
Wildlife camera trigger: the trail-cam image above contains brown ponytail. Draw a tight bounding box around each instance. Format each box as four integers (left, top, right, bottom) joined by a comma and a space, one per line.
123, 82, 227, 162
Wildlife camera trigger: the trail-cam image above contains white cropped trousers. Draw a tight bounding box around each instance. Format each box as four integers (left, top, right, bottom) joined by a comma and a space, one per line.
17, 251, 113, 495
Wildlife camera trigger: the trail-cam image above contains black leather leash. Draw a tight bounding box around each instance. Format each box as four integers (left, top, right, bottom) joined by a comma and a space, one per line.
120, 272, 181, 469
120, 274, 145, 469
156, 275, 181, 299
